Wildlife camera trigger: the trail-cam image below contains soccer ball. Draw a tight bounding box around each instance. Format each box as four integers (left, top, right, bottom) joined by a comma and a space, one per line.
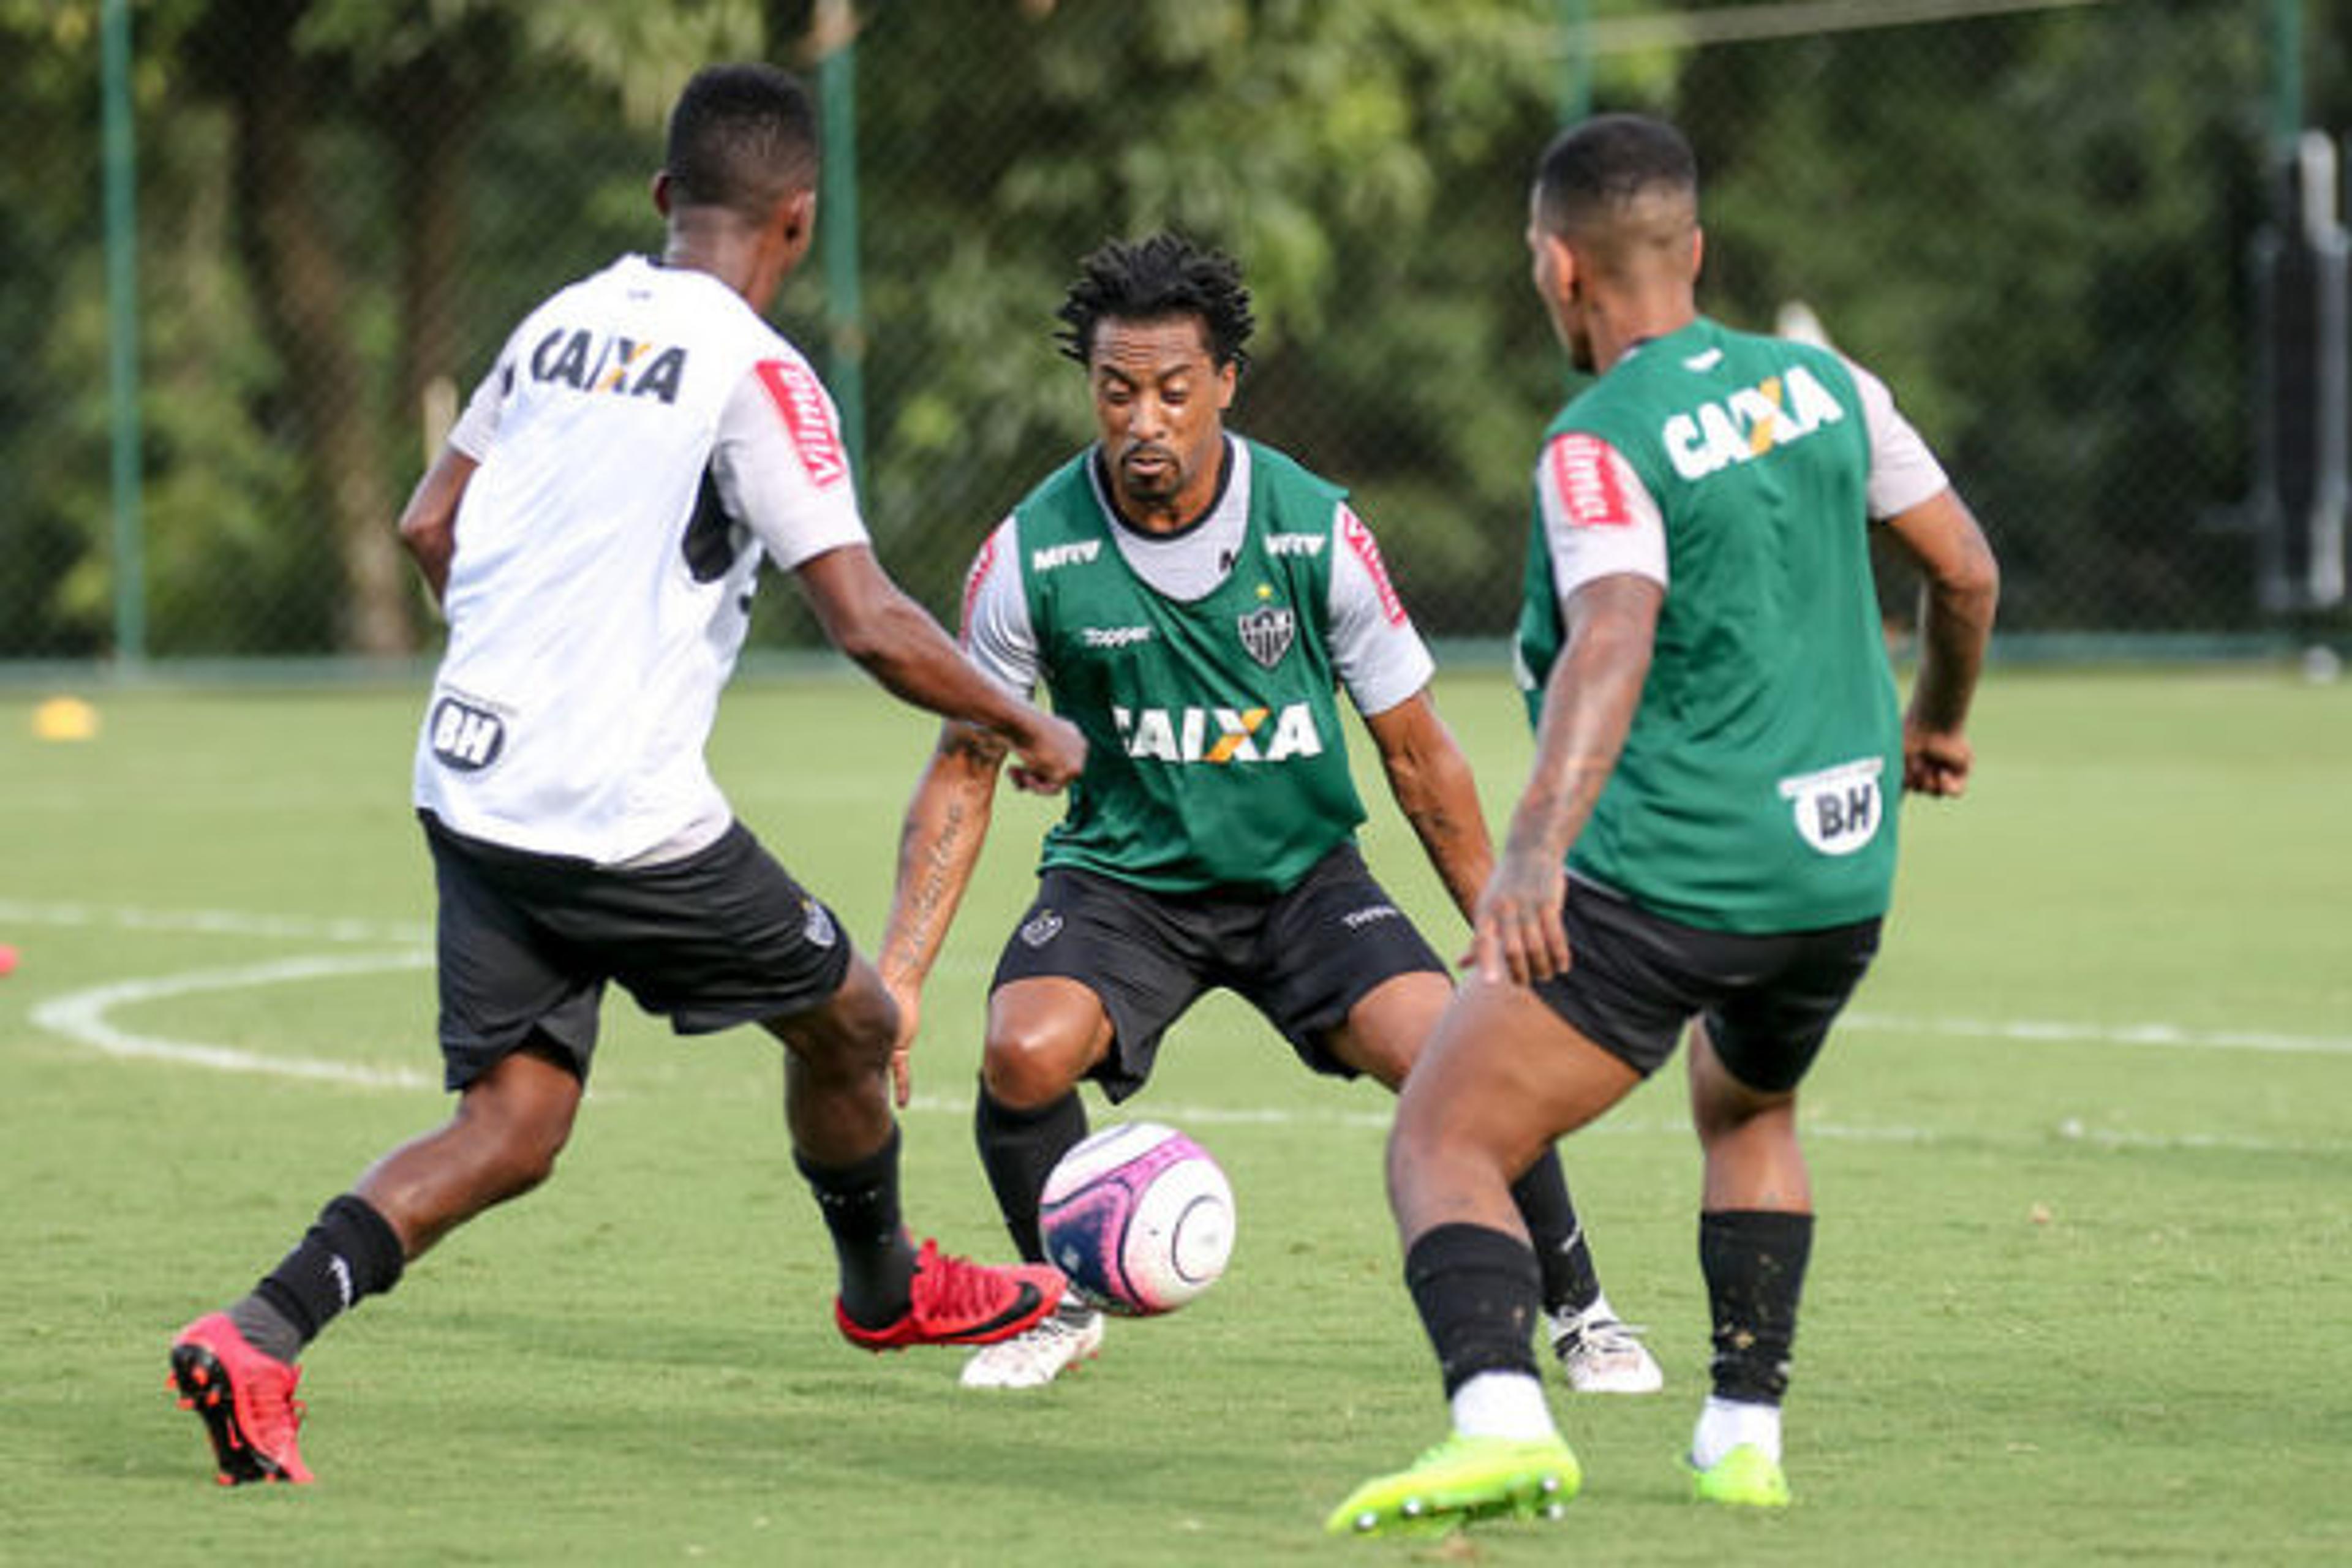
1039, 1121, 1235, 1316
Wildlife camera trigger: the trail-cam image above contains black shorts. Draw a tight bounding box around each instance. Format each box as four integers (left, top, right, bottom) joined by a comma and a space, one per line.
423, 812, 853, 1091
990, 843, 1447, 1103
1532, 880, 1882, 1091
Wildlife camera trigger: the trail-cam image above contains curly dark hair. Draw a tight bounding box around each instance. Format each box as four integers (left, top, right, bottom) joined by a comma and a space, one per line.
1055, 232, 1255, 372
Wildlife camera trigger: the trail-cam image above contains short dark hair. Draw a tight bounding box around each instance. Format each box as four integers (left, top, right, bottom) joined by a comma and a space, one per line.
663, 64, 818, 222
1532, 113, 1698, 237
1055, 233, 1255, 372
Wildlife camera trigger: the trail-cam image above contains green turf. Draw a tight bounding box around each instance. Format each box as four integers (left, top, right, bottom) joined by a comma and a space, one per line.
1, 666, 2347, 1564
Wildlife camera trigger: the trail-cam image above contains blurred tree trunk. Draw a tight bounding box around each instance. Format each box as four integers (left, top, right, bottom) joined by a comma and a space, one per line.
377, 29, 501, 451
221, 0, 413, 655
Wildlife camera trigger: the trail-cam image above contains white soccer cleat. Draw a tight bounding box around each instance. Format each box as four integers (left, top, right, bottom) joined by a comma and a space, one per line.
1546, 1302, 1664, 1395
957, 1304, 1106, 1389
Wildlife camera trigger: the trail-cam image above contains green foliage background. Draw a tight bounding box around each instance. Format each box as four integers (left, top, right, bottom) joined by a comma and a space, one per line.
3, 0, 2349, 657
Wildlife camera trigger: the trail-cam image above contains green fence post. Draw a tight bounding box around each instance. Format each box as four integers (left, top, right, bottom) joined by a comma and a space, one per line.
2270, 0, 2302, 155
101, 0, 145, 668
815, 0, 867, 489
1559, 0, 1592, 124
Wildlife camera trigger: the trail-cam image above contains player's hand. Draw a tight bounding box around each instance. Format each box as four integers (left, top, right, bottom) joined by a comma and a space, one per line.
1006, 712, 1087, 795
881, 974, 921, 1107
1902, 722, 1973, 797
1464, 850, 1572, 987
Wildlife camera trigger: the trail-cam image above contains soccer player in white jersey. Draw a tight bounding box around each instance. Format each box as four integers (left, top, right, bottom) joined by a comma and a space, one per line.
874, 233, 1659, 1395
168, 64, 1085, 1488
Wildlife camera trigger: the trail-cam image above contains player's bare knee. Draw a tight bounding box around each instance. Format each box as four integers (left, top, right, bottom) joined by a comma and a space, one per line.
979, 1026, 1085, 1108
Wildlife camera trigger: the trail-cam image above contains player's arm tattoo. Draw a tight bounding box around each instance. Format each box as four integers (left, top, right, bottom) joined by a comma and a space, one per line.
883, 724, 1008, 986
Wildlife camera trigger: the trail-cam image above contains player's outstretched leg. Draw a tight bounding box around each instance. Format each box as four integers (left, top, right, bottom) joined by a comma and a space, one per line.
1333, 1226, 1583, 1538
1327, 1431, 1580, 1538
958, 1297, 1105, 1387
835, 1238, 1064, 1350
168, 1313, 313, 1486
1513, 1150, 1662, 1395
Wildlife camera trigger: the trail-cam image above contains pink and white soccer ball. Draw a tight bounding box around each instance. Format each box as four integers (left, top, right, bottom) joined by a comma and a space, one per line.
1039, 1121, 1235, 1316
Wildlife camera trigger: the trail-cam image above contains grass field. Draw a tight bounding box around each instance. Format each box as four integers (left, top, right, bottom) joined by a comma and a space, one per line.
2, 665, 2347, 1566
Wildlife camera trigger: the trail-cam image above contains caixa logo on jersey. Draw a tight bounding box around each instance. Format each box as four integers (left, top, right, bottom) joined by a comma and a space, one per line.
428, 695, 508, 772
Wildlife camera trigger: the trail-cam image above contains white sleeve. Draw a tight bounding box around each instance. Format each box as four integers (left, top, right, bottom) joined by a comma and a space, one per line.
1842, 355, 1951, 520
1537, 431, 1668, 611
958, 517, 1040, 701
713, 356, 871, 571
446, 353, 514, 462
1327, 503, 1436, 718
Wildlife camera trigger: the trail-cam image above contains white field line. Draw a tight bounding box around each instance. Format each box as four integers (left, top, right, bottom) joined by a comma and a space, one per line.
1844, 1010, 2352, 1057
28, 951, 437, 1091
4, 901, 2346, 1152
0, 898, 428, 946
899, 1098, 2344, 1155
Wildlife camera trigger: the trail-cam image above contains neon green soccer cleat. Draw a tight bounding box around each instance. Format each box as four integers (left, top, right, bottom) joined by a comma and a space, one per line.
1326, 1433, 1581, 1538
1689, 1443, 1791, 1508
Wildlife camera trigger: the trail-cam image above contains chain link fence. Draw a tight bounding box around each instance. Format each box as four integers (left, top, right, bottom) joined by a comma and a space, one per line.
1, 0, 2342, 668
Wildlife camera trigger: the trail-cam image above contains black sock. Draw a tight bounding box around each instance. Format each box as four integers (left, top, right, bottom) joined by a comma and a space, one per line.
1403, 1223, 1544, 1397
239, 1193, 407, 1362
1700, 1208, 1814, 1404
796, 1127, 918, 1329
1510, 1147, 1601, 1315
973, 1082, 1087, 1264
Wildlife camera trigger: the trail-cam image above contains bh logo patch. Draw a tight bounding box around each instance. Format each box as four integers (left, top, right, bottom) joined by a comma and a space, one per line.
428, 695, 507, 772
1020, 909, 1064, 948
1777, 758, 1884, 856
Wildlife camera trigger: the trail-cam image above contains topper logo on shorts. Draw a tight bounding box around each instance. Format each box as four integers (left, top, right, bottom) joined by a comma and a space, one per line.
428, 695, 507, 772
754, 359, 848, 490
528, 326, 686, 404
1662, 362, 1847, 481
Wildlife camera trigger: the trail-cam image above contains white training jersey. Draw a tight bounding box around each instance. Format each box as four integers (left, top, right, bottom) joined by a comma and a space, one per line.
415, 255, 867, 865
1536, 350, 1949, 600
961, 436, 1435, 718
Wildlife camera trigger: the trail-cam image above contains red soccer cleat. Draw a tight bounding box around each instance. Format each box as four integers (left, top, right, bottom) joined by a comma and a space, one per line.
168, 1312, 314, 1485
836, 1239, 1065, 1351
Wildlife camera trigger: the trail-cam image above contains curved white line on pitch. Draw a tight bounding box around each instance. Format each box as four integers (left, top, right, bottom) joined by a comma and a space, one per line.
0, 899, 428, 946
5, 901, 2346, 1058
30, 951, 438, 1090
1842, 1010, 2352, 1057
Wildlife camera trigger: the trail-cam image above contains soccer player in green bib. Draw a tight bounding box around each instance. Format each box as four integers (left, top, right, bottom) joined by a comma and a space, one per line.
879, 233, 1657, 1395
1329, 116, 1997, 1534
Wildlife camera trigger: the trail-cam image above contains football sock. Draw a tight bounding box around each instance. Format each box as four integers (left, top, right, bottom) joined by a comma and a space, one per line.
1510, 1147, 1602, 1314
1692, 1394, 1784, 1468
1404, 1223, 1544, 1397
241, 1193, 407, 1361
973, 1082, 1087, 1263
1450, 1370, 1559, 1442
1699, 1208, 1814, 1404
797, 1126, 919, 1328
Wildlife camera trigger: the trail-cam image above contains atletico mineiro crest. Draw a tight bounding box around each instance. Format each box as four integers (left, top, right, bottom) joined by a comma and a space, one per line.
1237, 604, 1295, 669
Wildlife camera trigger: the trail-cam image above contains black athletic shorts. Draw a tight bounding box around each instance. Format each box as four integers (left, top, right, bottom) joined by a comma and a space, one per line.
990, 843, 1447, 1103
421, 811, 853, 1091
1532, 878, 1882, 1091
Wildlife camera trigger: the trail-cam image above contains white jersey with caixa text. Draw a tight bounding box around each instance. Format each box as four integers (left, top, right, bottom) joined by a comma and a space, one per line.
415, 255, 867, 865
